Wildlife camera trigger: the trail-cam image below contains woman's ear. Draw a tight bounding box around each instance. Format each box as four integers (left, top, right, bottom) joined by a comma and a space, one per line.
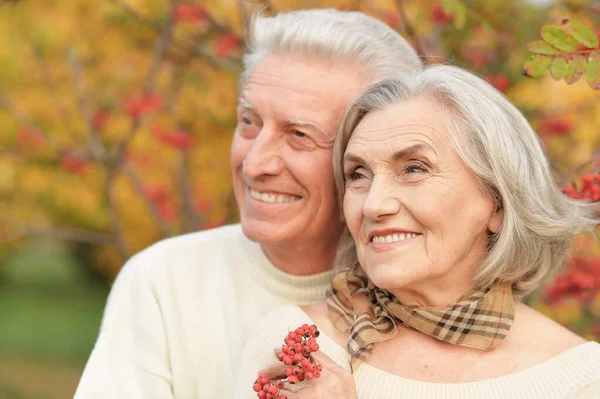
488, 207, 504, 233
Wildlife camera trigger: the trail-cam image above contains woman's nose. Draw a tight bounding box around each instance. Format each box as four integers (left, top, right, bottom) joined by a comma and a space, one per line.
362, 175, 402, 221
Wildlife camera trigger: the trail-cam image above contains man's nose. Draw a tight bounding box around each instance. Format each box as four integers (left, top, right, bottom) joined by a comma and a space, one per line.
242, 127, 285, 178
362, 175, 402, 221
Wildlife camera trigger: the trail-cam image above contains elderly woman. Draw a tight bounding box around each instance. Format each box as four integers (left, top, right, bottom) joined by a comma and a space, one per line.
234, 65, 600, 399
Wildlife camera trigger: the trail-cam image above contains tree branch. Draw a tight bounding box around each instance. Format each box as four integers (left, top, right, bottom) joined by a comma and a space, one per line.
394, 0, 424, 55
66, 46, 107, 162
112, 0, 179, 164
104, 169, 130, 259
0, 224, 116, 246
122, 163, 172, 238
31, 44, 79, 143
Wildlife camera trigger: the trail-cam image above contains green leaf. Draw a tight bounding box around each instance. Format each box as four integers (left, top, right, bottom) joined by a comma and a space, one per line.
564, 54, 586, 85
453, 3, 467, 30
561, 19, 599, 49
586, 51, 600, 90
526, 40, 560, 55
441, 0, 467, 30
549, 56, 569, 80
522, 54, 552, 78
541, 25, 579, 52
441, 0, 458, 13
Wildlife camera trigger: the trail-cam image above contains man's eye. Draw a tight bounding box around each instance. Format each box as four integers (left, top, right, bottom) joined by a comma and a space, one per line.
242, 118, 253, 125
294, 130, 306, 138
345, 170, 365, 181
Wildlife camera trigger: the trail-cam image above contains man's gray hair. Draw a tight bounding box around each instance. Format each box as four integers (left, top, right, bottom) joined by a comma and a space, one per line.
240, 9, 422, 91
333, 65, 600, 297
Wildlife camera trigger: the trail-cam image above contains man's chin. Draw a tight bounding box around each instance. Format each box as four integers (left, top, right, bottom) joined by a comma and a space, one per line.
240, 220, 294, 246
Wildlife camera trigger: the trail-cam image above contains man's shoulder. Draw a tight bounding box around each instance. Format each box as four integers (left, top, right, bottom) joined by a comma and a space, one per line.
132, 223, 245, 261
120, 224, 255, 281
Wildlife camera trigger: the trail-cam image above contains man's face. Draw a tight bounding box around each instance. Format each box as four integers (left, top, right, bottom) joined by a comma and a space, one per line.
231, 53, 366, 249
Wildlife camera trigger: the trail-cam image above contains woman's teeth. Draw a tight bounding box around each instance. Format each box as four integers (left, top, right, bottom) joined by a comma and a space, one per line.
372, 233, 419, 243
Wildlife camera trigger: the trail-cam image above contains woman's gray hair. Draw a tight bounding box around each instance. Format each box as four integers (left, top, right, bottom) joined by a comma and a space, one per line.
240, 9, 422, 91
333, 65, 599, 297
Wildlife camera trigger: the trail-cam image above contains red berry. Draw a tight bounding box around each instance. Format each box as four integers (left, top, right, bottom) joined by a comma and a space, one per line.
314, 370, 321, 378
288, 375, 299, 384
302, 323, 310, 331
258, 373, 269, 385
283, 356, 293, 365
305, 372, 314, 380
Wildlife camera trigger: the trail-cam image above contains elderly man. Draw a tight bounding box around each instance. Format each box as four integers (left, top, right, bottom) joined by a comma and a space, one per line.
75, 8, 421, 399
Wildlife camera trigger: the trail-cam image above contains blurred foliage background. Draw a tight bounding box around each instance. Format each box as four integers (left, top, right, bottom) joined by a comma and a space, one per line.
0, 0, 598, 397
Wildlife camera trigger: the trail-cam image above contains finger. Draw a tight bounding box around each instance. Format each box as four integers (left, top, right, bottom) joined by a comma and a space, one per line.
279, 381, 309, 394
310, 351, 347, 371
259, 365, 288, 381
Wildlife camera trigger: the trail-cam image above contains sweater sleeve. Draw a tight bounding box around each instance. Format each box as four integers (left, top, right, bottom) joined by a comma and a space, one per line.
233, 305, 314, 399
570, 380, 600, 399
74, 247, 174, 399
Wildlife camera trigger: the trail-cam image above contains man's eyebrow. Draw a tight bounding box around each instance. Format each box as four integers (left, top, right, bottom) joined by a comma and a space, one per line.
238, 98, 330, 138
237, 98, 257, 112
284, 119, 331, 138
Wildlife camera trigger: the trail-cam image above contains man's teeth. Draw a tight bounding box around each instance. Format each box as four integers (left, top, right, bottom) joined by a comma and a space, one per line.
249, 189, 300, 204
372, 233, 418, 243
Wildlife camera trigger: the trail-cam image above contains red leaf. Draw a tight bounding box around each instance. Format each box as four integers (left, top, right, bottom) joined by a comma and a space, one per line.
61, 152, 89, 175
538, 116, 572, 137
215, 34, 240, 59
143, 184, 170, 203
484, 74, 511, 92
152, 126, 195, 150
174, 3, 207, 23
122, 93, 163, 119
383, 11, 400, 28
17, 127, 46, 148
92, 109, 111, 130
194, 198, 213, 214
431, 3, 453, 25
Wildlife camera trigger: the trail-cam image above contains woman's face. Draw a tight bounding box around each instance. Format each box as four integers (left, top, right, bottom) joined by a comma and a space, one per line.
342, 99, 503, 304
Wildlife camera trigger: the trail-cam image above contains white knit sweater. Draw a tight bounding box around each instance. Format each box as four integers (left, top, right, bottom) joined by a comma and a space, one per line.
74, 224, 333, 399
234, 305, 600, 399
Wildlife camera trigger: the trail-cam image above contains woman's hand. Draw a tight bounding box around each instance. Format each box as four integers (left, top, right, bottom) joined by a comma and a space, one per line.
277, 352, 357, 399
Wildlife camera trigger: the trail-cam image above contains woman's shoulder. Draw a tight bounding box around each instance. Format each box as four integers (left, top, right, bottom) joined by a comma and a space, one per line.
504, 302, 589, 362
248, 304, 318, 340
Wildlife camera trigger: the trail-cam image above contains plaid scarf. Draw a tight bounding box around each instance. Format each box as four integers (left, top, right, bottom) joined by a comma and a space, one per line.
326, 264, 515, 371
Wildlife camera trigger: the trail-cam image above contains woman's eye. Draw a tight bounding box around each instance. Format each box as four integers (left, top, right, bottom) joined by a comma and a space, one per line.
242, 117, 253, 126
406, 163, 428, 174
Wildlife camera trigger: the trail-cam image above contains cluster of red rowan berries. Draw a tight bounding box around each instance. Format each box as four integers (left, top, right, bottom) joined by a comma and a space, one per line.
564, 174, 600, 202
252, 324, 323, 399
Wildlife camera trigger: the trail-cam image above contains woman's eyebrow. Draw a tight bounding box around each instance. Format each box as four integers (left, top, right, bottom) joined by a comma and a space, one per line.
391, 143, 433, 161
344, 143, 433, 165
